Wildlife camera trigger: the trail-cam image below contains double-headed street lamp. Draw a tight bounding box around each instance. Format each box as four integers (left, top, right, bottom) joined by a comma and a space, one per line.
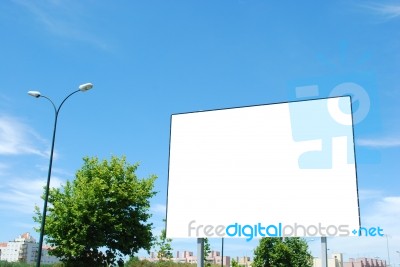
28, 83, 93, 267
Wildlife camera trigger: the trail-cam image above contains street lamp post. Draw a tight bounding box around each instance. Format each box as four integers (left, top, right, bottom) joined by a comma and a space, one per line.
28, 83, 93, 267
386, 235, 391, 267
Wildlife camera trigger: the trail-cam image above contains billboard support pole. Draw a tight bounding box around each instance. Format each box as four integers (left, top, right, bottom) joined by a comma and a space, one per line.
321, 237, 328, 267
197, 238, 204, 267
221, 238, 224, 267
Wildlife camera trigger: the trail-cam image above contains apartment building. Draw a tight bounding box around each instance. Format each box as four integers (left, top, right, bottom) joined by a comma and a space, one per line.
235, 256, 252, 267
141, 250, 230, 266
343, 257, 387, 267
313, 253, 387, 267
0, 233, 59, 264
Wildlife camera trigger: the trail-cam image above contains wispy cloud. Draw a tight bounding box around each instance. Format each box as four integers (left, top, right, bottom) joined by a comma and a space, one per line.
361, 2, 400, 19
151, 203, 167, 215
0, 115, 48, 156
0, 94, 12, 103
358, 189, 383, 201
12, 0, 110, 50
34, 164, 73, 177
356, 137, 400, 148
0, 162, 9, 171
0, 177, 64, 214
369, 196, 400, 219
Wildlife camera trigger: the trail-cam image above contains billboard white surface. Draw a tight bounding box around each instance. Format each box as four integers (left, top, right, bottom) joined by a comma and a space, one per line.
167, 96, 359, 239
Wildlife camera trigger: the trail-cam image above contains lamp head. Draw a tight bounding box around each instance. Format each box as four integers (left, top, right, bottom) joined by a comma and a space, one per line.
79, 83, 93, 91
28, 91, 41, 98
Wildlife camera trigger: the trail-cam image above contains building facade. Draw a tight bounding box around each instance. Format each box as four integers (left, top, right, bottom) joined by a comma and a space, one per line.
235, 256, 252, 267
313, 253, 387, 267
0, 233, 59, 264
141, 250, 230, 266
343, 257, 387, 267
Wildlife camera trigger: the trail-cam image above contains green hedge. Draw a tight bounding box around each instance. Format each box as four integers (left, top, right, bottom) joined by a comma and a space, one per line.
125, 261, 222, 267
1, 260, 220, 267
0, 262, 57, 267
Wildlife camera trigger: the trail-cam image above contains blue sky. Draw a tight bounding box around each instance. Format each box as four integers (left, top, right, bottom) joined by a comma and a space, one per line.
0, 0, 399, 263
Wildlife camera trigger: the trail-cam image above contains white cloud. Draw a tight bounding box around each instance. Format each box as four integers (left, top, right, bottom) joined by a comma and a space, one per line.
0, 176, 65, 214
364, 3, 400, 19
34, 164, 73, 177
377, 196, 400, 212
0, 94, 11, 103
356, 137, 400, 148
12, 0, 110, 50
358, 189, 383, 201
0, 115, 48, 156
151, 203, 167, 215
363, 196, 400, 229
0, 162, 9, 174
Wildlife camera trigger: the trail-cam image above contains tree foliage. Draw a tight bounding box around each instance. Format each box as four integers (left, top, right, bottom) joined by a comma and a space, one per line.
34, 156, 157, 267
231, 259, 242, 267
155, 223, 173, 261
203, 238, 211, 266
203, 238, 211, 258
252, 237, 312, 267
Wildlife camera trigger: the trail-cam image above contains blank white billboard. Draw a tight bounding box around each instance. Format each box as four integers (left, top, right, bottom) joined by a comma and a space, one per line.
167, 96, 359, 239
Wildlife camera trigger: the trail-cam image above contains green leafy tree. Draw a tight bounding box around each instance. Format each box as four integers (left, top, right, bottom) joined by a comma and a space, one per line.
203, 238, 211, 267
33, 156, 157, 267
253, 237, 312, 267
203, 238, 211, 257
124, 256, 140, 267
231, 259, 243, 267
155, 223, 173, 261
